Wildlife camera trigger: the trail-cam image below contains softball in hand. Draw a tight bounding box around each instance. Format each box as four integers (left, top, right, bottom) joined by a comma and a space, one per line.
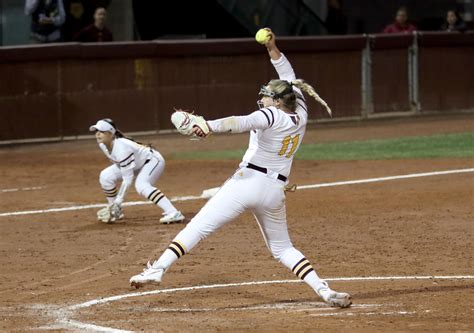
255, 28, 271, 44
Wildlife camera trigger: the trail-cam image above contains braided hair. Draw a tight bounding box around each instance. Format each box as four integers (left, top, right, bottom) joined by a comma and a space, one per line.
267, 79, 332, 116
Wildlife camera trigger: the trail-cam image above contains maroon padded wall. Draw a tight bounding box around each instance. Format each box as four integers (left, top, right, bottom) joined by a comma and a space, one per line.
418, 32, 474, 111
370, 33, 414, 113
1, 33, 472, 142
0, 36, 366, 141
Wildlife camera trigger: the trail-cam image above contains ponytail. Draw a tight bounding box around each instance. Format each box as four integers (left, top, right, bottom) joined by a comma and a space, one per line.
291, 79, 332, 117
267, 79, 332, 116
102, 118, 146, 146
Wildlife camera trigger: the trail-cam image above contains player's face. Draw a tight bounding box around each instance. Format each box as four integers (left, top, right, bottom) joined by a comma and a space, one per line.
95, 130, 113, 144
258, 85, 275, 108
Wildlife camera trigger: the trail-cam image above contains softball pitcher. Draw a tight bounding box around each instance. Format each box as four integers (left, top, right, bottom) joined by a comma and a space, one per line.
130, 30, 351, 308
90, 118, 184, 224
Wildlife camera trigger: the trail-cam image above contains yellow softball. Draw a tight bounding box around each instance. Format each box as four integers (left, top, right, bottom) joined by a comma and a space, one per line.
255, 28, 271, 45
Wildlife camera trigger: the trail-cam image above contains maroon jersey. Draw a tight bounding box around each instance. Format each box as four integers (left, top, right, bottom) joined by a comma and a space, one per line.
74, 24, 113, 42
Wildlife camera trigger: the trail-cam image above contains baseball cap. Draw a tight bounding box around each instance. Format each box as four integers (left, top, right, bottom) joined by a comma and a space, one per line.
89, 119, 116, 134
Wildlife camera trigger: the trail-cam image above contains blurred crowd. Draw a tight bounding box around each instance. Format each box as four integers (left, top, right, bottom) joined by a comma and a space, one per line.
381, 6, 468, 34
325, 2, 470, 35
24, 0, 113, 43
23, 0, 472, 44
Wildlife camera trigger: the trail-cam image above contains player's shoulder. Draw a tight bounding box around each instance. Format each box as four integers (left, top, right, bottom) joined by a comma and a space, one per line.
256, 106, 279, 127
294, 92, 308, 114
115, 137, 135, 147
113, 138, 135, 154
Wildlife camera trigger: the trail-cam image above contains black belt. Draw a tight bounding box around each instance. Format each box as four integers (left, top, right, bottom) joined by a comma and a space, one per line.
246, 163, 287, 182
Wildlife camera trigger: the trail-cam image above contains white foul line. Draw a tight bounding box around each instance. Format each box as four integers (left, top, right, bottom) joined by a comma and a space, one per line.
0, 195, 202, 217
297, 168, 474, 190
0, 186, 45, 193
56, 275, 474, 332
1, 168, 473, 218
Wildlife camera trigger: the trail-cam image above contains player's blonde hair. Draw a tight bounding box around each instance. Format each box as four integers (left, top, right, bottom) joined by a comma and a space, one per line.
267, 79, 332, 116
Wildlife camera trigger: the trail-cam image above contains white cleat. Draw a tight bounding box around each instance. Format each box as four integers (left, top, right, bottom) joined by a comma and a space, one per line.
317, 282, 352, 308
159, 211, 185, 224
129, 261, 164, 289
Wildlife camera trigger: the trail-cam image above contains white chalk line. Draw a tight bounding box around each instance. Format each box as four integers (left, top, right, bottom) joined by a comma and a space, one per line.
1, 168, 473, 218
53, 275, 474, 332
147, 302, 379, 313
297, 168, 474, 190
67, 275, 474, 310
309, 310, 416, 317
0, 195, 202, 217
0, 186, 45, 193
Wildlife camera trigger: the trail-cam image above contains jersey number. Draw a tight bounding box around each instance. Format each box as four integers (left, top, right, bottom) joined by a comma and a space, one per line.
278, 134, 300, 158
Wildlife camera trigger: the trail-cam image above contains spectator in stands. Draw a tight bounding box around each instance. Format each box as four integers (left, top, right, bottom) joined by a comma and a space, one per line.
383, 7, 416, 34
325, 0, 348, 35
25, 0, 66, 43
73, 7, 113, 42
441, 10, 467, 32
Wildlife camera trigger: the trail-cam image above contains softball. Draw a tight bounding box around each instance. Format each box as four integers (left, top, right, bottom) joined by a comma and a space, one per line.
255, 28, 271, 45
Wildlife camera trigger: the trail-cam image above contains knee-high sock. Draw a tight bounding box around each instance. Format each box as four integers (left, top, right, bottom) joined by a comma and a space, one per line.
151, 222, 204, 269
102, 186, 117, 204
279, 247, 327, 293
147, 188, 177, 215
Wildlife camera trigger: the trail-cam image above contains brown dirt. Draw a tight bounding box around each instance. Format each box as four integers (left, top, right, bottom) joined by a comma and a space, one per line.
0, 114, 473, 332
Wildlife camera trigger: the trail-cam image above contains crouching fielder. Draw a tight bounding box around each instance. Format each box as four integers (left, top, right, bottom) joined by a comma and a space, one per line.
90, 119, 184, 224
130, 29, 351, 308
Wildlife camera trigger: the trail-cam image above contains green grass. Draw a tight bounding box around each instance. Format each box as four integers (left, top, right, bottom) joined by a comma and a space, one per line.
173, 132, 474, 161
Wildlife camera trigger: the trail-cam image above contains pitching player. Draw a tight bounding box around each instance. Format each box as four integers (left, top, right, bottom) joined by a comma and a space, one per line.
90, 118, 184, 224
130, 30, 351, 308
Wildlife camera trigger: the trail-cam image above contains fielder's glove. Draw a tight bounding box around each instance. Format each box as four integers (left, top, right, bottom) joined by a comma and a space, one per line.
171, 109, 210, 138
97, 203, 122, 223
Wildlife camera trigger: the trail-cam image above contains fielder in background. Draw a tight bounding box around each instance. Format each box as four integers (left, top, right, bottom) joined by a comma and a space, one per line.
130, 29, 351, 308
90, 119, 184, 224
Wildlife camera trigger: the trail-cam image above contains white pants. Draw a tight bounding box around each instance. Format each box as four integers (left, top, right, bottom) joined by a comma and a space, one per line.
99, 151, 165, 200
158, 167, 325, 292
175, 167, 296, 262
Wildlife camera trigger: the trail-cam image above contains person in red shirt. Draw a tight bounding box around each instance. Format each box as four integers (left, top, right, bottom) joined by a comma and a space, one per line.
74, 7, 113, 42
383, 7, 416, 34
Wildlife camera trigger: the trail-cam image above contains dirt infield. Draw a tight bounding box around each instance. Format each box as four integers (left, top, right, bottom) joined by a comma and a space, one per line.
0, 114, 473, 332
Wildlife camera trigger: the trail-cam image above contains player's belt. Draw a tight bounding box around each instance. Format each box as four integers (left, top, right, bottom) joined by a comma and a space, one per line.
246, 163, 287, 182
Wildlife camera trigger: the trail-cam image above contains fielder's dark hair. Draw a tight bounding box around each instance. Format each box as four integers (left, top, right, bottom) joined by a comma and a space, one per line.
101, 118, 146, 145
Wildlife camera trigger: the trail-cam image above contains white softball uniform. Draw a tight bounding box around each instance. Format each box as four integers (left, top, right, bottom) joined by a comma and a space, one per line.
98, 138, 176, 215
155, 54, 328, 294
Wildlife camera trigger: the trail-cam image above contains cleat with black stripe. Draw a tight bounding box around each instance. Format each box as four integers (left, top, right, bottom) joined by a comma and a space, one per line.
316, 281, 352, 308
130, 261, 164, 289
160, 211, 185, 224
